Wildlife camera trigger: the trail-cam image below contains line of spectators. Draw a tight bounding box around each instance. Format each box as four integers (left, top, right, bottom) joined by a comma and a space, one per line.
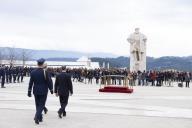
46, 68, 192, 88
1, 65, 191, 88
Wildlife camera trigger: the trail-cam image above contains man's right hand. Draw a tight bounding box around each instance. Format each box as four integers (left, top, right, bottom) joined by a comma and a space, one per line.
27, 91, 32, 97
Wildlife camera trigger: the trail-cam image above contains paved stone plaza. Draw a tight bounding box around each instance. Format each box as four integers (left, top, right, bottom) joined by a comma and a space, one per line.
0, 77, 192, 128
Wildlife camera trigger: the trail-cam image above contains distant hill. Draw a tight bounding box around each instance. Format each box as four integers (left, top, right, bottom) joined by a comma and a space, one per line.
0, 47, 117, 59
0, 47, 192, 71
147, 56, 192, 71
91, 56, 192, 71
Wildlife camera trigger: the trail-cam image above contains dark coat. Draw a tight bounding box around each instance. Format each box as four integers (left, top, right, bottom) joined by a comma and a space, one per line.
0, 68, 5, 76
54, 72, 73, 96
28, 68, 53, 95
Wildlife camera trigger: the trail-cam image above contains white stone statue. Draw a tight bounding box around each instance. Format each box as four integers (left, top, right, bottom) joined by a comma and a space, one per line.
127, 28, 147, 72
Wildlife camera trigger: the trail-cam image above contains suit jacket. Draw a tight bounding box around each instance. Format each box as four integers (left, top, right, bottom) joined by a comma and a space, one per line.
54, 72, 73, 96
28, 68, 53, 95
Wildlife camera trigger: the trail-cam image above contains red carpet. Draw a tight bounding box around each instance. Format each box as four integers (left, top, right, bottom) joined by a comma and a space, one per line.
99, 86, 134, 93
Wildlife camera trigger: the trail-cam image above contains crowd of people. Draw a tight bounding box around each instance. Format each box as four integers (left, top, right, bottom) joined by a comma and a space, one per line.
46, 67, 192, 88
0, 65, 192, 88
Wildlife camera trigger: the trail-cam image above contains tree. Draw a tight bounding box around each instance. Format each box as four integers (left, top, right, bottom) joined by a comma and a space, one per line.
7, 47, 17, 66
20, 49, 32, 67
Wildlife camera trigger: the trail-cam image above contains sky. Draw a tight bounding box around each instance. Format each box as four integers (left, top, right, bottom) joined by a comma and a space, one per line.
0, 0, 192, 57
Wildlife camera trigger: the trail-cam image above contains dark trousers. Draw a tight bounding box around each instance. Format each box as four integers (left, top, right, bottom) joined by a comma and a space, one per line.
9, 75, 12, 83
88, 78, 92, 84
0, 75, 5, 87
96, 78, 99, 84
186, 81, 190, 88
17, 73, 21, 82
21, 75, 24, 82
58, 95, 69, 114
152, 80, 155, 86
34, 94, 47, 120
142, 79, 145, 86
6, 75, 9, 83
13, 75, 17, 83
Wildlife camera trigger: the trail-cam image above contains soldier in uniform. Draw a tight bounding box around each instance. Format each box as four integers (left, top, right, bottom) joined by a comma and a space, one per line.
17, 66, 24, 83
27, 58, 53, 124
17, 67, 21, 83
12, 67, 17, 83
0, 65, 6, 88
9, 67, 13, 83
20, 67, 24, 82
54, 66, 73, 118
5, 66, 10, 84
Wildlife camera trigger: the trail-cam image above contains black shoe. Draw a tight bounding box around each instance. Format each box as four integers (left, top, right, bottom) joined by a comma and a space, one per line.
39, 118, 43, 122
34, 116, 42, 122
63, 112, 66, 117
1, 86, 6, 88
35, 119, 39, 125
58, 111, 62, 119
44, 108, 48, 114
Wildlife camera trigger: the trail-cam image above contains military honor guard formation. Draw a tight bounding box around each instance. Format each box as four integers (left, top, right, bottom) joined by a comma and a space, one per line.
0, 65, 26, 88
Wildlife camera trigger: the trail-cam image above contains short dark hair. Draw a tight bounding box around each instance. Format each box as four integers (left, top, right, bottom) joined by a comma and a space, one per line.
38, 62, 44, 66
61, 66, 66, 70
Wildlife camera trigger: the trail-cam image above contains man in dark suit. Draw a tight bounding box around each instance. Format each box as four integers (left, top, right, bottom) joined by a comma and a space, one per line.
54, 66, 73, 118
27, 58, 53, 124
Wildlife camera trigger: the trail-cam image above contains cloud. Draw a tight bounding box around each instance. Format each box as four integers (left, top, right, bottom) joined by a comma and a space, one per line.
0, 0, 192, 57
